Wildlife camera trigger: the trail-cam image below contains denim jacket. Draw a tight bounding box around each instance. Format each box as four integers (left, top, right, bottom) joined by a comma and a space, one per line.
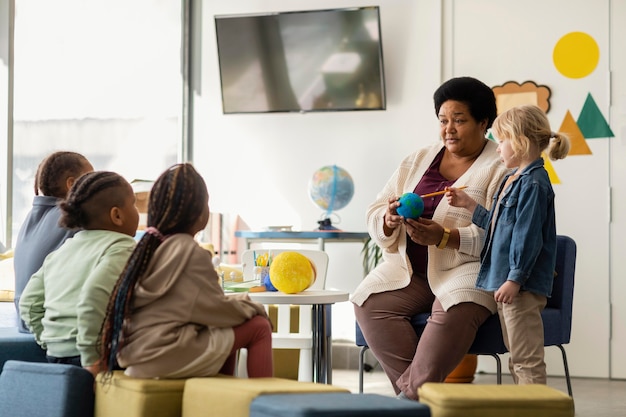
471, 158, 557, 297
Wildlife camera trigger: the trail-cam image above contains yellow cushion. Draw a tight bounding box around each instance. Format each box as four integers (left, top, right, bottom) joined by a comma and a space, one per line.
95, 371, 187, 417
182, 377, 349, 417
0, 290, 14, 302
0, 255, 14, 302
418, 383, 574, 417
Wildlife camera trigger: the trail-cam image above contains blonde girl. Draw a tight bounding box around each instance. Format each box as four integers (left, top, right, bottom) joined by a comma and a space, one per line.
447, 104, 569, 385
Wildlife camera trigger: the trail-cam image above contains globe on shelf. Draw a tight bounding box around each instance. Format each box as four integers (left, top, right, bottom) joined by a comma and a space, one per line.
308, 165, 355, 230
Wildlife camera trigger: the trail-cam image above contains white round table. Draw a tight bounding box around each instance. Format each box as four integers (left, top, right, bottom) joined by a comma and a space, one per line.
246, 290, 349, 384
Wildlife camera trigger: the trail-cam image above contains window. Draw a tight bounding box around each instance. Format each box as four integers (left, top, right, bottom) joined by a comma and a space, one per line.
9, 0, 182, 244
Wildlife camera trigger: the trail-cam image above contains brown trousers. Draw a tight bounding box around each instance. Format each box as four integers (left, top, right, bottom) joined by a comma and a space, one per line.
354, 274, 491, 400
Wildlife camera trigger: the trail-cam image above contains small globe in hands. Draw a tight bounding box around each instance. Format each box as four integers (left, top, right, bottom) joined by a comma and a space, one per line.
396, 193, 424, 219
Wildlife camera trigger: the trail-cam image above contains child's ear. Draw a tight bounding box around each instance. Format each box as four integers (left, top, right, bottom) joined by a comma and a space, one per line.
110, 206, 123, 226
65, 176, 76, 194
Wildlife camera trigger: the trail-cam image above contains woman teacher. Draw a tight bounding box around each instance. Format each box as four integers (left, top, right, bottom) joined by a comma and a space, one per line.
351, 76, 510, 400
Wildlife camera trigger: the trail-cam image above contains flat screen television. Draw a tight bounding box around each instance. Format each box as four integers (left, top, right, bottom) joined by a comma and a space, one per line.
214, 7, 386, 114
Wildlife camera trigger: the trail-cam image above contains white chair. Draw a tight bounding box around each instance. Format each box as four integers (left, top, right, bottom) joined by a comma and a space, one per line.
240, 249, 329, 382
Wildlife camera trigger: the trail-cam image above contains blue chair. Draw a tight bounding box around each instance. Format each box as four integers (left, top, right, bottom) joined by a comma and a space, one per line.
356, 235, 576, 396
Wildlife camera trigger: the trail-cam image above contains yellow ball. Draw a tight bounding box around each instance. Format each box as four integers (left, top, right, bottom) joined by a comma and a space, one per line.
269, 252, 316, 294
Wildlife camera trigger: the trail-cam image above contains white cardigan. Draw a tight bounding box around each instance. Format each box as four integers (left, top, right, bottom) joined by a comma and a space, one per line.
351, 140, 509, 313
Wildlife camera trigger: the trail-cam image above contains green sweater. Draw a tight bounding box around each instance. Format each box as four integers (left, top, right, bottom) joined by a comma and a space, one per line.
19, 230, 135, 366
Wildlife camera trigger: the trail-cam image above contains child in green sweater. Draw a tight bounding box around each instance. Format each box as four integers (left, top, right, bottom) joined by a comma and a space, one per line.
19, 171, 139, 376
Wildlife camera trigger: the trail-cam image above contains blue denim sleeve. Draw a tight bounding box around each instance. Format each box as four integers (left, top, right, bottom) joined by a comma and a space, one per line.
472, 204, 491, 230
507, 181, 551, 284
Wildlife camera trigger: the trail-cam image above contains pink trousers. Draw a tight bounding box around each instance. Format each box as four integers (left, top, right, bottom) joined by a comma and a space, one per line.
220, 315, 274, 378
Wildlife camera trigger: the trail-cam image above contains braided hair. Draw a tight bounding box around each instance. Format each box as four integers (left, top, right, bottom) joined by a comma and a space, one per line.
59, 171, 128, 230
35, 151, 91, 198
99, 163, 208, 373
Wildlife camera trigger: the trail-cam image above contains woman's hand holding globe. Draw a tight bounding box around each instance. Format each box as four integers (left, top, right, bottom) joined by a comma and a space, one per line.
396, 193, 424, 219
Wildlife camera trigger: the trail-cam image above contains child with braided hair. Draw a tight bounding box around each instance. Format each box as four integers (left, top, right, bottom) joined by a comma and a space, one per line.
99, 163, 273, 379
19, 171, 138, 376
13, 151, 93, 331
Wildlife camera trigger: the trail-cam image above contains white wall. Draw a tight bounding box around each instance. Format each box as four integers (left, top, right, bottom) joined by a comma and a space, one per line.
609, 0, 626, 379
193, 0, 626, 378
193, 0, 443, 341
0, 0, 10, 247
194, 0, 441, 235
448, 0, 612, 379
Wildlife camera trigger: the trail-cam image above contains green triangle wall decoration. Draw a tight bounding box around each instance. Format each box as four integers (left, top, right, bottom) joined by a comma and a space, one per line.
577, 93, 614, 138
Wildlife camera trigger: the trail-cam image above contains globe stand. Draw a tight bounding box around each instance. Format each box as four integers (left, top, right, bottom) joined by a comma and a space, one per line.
316, 218, 340, 231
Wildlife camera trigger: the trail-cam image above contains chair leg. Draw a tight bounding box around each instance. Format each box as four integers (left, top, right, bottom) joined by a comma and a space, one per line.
358, 346, 369, 393
482, 353, 502, 384
556, 344, 573, 397
235, 348, 247, 377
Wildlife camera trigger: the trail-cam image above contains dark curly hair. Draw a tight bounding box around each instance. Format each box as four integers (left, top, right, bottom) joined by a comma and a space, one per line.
34, 151, 91, 198
433, 77, 497, 129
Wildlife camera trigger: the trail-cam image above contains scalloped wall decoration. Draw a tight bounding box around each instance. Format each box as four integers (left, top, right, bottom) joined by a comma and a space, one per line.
492, 81, 552, 115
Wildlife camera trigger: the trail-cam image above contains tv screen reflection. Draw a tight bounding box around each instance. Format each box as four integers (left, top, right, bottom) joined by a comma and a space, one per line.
215, 7, 386, 114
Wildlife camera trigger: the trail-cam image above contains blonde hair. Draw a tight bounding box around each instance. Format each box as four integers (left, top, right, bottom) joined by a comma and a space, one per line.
492, 104, 570, 161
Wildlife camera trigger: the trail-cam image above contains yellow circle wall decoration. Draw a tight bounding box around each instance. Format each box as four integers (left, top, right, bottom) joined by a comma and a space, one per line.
553, 32, 599, 79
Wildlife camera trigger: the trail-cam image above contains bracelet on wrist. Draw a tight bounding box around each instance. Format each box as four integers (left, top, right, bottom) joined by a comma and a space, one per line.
437, 227, 451, 249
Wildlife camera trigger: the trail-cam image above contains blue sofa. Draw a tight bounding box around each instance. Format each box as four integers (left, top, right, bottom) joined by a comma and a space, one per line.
0, 327, 47, 372
0, 360, 94, 417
